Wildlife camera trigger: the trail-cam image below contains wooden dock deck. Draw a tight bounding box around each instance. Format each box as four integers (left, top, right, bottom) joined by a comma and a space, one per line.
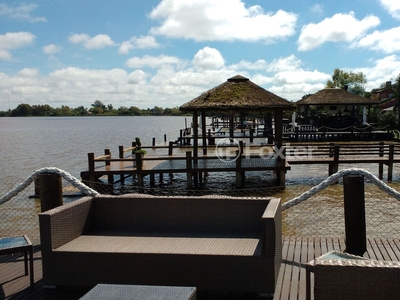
2, 236, 399, 299
80, 142, 400, 190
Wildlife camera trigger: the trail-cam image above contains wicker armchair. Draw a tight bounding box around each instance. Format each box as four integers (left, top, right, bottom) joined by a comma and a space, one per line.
310, 252, 400, 300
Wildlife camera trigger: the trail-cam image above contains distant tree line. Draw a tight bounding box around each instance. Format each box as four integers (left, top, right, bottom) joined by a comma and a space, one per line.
0, 100, 190, 117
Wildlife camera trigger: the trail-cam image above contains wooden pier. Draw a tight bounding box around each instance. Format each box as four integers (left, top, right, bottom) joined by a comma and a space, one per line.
2, 236, 400, 299
80, 141, 400, 191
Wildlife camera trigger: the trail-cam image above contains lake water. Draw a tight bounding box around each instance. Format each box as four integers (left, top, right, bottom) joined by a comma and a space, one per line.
0, 116, 189, 181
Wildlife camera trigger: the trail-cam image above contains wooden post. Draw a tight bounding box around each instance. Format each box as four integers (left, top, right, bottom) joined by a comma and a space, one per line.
388, 144, 394, 181
88, 153, 95, 172
202, 111, 207, 155
119, 146, 124, 158
136, 153, 144, 189
152, 138, 156, 147
180, 129, 183, 146
168, 141, 173, 155
186, 151, 192, 189
164, 134, 167, 142
343, 175, 367, 256
276, 146, 286, 186
329, 145, 340, 176
236, 150, 243, 188
39, 173, 63, 212
105, 149, 110, 166
150, 173, 155, 187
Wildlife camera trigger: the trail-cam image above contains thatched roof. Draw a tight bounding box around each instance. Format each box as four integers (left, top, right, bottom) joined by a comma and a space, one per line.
180, 75, 293, 112
296, 88, 379, 106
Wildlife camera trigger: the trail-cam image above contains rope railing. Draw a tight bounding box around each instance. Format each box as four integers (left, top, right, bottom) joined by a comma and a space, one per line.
0, 167, 99, 205
282, 168, 400, 210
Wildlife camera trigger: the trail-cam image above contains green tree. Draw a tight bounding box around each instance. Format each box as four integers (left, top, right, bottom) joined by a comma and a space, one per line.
129, 106, 142, 115
90, 100, 106, 114
152, 106, 164, 115
326, 68, 367, 95
10, 103, 32, 116
72, 106, 87, 116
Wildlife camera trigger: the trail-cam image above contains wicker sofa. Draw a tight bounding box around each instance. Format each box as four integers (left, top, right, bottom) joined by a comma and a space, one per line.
39, 194, 282, 294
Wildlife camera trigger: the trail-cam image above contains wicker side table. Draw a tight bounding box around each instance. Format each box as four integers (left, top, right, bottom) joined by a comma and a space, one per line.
305, 251, 367, 300
0, 235, 34, 287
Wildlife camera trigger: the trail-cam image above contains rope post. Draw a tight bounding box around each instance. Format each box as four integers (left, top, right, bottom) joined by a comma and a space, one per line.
39, 173, 63, 212
343, 175, 367, 256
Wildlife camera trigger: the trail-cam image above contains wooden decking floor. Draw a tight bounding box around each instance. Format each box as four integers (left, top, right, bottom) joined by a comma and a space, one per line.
2, 236, 399, 300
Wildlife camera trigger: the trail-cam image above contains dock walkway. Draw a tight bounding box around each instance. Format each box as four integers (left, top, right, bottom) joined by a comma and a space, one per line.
2, 236, 399, 299
80, 142, 400, 190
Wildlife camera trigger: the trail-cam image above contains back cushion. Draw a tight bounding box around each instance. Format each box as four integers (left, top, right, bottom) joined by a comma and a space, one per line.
89, 196, 269, 236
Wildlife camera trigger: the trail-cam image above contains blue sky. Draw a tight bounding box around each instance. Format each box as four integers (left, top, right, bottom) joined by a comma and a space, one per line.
1, 0, 400, 111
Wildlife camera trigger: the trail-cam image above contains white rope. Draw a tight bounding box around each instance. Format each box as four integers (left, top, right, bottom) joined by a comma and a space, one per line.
282, 168, 400, 210
0, 167, 99, 205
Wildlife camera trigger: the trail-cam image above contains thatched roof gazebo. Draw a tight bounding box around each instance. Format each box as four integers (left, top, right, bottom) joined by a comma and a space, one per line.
180, 75, 294, 158
296, 88, 378, 106
296, 88, 379, 126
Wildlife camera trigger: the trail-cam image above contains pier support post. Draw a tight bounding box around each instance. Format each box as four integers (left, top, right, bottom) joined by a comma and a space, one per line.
186, 151, 192, 189
39, 173, 63, 212
343, 175, 367, 256
236, 150, 243, 188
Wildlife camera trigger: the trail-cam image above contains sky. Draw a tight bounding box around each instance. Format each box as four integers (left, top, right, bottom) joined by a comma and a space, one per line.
1, 0, 400, 111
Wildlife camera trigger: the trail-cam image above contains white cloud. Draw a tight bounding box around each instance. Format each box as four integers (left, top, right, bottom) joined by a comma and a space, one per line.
118, 36, 160, 54
352, 26, 400, 53
266, 55, 302, 72
69, 33, 117, 49
192, 47, 224, 70
126, 55, 182, 68
379, 0, 400, 20
0, 32, 35, 60
149, 0, 297, 42
273, 70, 330, 85
230, 59, 269, 70
16, 68, 39, 78
127, 70, 148, 84
354, 55, 400, 89
310, 4, 324, 14
0, 3, 47, 22
297, 12, 380, 51
42, 44, 62, 55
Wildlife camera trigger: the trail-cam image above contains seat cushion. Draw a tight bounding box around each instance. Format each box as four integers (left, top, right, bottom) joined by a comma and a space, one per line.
55, 235, 262, 256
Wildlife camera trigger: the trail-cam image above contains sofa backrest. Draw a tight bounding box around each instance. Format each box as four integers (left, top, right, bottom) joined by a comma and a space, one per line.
85, 195, 272, 237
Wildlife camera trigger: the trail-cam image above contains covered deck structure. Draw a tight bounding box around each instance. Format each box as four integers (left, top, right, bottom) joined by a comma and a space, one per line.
179, 75, 294, 185
296, 88, 379, 128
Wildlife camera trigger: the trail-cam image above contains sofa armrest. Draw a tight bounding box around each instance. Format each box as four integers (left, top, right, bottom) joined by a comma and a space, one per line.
261, 198, 282, 284
39, 196, 93, 251
261, 197, 282, 255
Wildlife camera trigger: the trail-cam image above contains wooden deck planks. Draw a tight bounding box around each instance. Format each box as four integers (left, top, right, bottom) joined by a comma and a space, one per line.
2, 237, 400, 300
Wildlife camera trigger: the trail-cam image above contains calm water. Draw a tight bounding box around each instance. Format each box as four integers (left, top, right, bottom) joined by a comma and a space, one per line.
0, 116, 189, 181
1, 115, 400, 189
